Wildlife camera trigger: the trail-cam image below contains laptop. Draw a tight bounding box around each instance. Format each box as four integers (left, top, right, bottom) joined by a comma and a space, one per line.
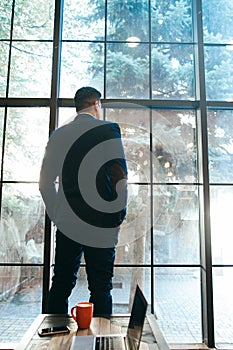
70, 284, 148, 350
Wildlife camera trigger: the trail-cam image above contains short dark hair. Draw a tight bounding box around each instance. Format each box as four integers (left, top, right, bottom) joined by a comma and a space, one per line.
74, 86, 101, 112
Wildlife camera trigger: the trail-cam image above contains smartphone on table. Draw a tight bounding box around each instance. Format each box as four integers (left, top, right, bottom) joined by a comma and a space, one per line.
38, 325, 70, 336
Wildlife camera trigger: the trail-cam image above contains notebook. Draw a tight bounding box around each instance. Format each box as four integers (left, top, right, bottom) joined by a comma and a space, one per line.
70, 284, 148, 350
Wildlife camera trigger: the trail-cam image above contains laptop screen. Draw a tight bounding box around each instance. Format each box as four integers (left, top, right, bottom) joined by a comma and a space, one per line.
126, 285, 148, 349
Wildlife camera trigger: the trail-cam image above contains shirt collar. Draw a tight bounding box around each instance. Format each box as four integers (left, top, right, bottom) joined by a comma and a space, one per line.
74, 113, 96, 122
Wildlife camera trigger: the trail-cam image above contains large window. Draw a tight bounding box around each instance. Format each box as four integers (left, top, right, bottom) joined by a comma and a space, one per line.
0, 0, 233, 347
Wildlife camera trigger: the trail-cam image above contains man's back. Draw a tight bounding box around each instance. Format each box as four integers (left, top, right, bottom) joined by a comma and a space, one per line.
40, 113, 127, 247
61, 114, 127, 228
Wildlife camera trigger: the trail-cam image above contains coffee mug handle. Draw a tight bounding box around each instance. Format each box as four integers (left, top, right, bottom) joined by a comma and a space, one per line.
71, 306, 76, 321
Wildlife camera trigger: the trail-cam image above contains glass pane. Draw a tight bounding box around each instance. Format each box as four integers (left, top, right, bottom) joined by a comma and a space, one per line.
58, 108, 77, 127
213, 267, 233, 346
0, 110, 4, 166
63, 0, 105, 40
202, 0, 233, 44
106, 107, 150, 178
0, 0, 12, 39
13, 0, 54, 40
68, 266, 89, 304
208, 110, 233, 183
106, 43, 149, 98
0, 266, 42, 342
210, 186, 233, 265
151, 0, 193, 43
112, 267, 150, 313
153, 185, 199, 264
60, 42, 104, 98
107, 0, 149, 42
9, 42, 53, 97
155, 267, 202, 343
0, 42, 9, 97
1, 184, 44, 264
116, 185, 151, 264
152, 44, 195, 99
106, 108, 151, 264
69, 267, 151, 314
106, 105, 150, 131
4, 108, 49, 181
152, 110, 197, 183
205, 46, 233, 101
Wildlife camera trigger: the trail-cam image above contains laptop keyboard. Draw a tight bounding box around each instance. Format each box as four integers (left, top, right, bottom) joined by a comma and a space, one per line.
96, 336, 125, 350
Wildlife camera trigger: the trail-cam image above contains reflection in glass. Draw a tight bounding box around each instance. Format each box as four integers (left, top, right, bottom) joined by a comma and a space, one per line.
60, 42, 104, 98
107, 0, 149, 42
153, 185, 199, 264
106, 43, 149, 98
0, 42, 9, 97
205, 47, 233, 101
154, 267, 202, 343
151, 0, 193, 43
152, 110, 197, 183
69, 267, 89, 305
208, 110, 233, 182
112, 267, 150, 314
69, 267, 150, 314
210, 186, 233, 265
13, 0, 54, 40
0, 266, 42, 342
105, 109, 152, 265
152, 44, 195, 99
202, 0, 233, 44
0, 110, 4, 165
9, 42, 53, 97
1, 184, 44, 264
213, 268, 233, 345
63, 0, 105, 40
116, 185, 150, 265
4, 108, 49, 181
106, 107, 150, 178
106, 106, 150, 132
0, 0, 12, 40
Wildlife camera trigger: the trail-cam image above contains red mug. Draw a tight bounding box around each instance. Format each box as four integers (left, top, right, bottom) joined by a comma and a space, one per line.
71, 302, 93, 329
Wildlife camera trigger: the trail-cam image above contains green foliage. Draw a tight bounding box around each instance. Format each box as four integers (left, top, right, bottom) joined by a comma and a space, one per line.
151, 45, 194, 98
0, 0, 12, 96
1, 0, 233, 206
106, 51, 149, 98
1, 0, 233, 100
202, 0, 233, 42
13, 0, 54, 40
0, 0, 12, 40
204, 46, 233, 100
151, 0, 193, 42
63, 0, 105, 40
106, 0, 149, 41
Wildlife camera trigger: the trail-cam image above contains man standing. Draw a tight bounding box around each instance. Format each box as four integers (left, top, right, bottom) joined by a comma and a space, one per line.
39, 87, 127, 316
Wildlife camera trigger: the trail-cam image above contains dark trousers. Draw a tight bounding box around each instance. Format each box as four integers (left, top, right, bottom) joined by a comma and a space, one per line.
47, 230, 116, 316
